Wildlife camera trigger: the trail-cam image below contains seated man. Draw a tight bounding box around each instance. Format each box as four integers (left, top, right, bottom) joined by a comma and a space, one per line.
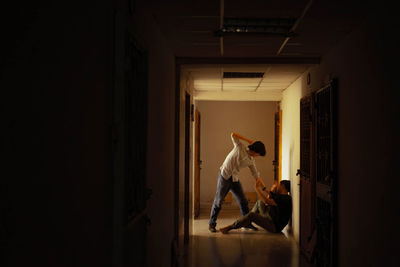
220, 179, 292, 234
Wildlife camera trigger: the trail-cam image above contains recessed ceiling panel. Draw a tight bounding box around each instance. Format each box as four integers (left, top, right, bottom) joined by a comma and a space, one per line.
223, 78, 261, 84
223, 72, 264, 78
223, 86, 257, 91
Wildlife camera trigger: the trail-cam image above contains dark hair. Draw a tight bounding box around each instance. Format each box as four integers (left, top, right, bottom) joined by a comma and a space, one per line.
248, 141, 266, 156
280, 180, 291, 193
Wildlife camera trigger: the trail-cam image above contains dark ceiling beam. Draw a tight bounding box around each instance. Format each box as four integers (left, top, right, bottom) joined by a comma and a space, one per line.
219, 0, 224, 56
176, 57, 320, 65
277, 0, 313, 55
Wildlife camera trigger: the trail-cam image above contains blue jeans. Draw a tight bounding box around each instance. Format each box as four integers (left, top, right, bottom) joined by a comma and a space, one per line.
209, 172, 249, 226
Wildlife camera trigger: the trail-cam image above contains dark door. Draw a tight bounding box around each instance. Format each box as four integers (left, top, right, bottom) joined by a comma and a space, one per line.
194, 109, 201, 218
123, 33, 150, 266
314, 80, 338, 267
299, 94, 316, 262
184, 93, 190, 244
112, 24, 150, 266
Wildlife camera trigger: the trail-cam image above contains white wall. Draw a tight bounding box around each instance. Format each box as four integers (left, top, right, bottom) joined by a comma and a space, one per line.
196, 101, 277, 206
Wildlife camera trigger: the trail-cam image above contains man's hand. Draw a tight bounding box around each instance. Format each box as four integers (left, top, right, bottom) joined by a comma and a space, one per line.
270, 180, 279, 193
232, 132, 254, 144
270, 183, 277, 193
254, 182, 277, 206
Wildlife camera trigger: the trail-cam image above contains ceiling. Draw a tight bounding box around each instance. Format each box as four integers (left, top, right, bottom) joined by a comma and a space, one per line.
142, 0, 364, 100
181, 63, 312, 101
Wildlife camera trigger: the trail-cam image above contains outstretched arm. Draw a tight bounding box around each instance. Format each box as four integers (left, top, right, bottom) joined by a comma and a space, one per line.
232, 132, 254, 144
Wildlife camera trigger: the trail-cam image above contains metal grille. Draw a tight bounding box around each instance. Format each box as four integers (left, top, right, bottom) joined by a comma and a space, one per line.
300, 96, 312, 179
316, 87, 331, 185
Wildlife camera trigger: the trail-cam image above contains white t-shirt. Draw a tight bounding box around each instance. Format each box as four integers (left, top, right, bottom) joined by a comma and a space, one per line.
219, 133, 260, 182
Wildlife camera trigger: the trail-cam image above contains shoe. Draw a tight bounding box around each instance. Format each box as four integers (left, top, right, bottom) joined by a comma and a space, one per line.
244, 223, 258, 231
209, 224, 217, 233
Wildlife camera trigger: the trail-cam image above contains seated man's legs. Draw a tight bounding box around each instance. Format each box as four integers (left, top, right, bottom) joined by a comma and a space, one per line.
220, 200, 277, 233
231, 212, 276, 233
251, 199, 268, 215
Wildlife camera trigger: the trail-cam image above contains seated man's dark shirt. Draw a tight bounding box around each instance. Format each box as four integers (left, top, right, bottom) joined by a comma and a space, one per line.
268, 192, 292, 232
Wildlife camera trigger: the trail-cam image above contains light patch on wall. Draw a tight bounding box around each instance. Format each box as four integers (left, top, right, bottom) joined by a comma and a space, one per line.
280, 75, 303, 243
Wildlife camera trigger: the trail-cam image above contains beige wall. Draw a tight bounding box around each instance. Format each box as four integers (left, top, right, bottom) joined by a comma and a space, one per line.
281, 8, 399, 265
195, 101, 277, 206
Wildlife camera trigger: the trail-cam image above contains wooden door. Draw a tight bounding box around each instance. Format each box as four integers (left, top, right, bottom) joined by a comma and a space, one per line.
273, 110, 282, 181
299, 94, 316, 263
194, 109, 201, 218
314, 80, 337, 267
123, 33, 150, 266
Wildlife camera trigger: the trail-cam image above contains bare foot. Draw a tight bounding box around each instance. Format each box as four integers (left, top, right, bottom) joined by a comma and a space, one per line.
220, 225, 232, 234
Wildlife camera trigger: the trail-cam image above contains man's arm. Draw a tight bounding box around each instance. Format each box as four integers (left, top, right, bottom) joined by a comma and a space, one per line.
255, 178, 277, 206
249, 165, 260, 181
232, 132, 254, 144
255, 186, 277, 206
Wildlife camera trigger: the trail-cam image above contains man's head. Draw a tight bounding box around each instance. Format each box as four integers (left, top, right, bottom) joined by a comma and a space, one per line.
248, 141, 266, 157
279, 180, 291, 194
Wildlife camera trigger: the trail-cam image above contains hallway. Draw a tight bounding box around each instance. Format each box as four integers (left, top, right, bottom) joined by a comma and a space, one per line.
183, 208, 299, 267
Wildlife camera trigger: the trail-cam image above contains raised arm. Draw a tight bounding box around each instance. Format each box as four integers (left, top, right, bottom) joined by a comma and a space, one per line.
231, 132, 254, 144
255, 179, 277, 206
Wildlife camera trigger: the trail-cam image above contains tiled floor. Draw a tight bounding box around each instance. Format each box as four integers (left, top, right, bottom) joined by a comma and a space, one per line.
183, 206, 300, 267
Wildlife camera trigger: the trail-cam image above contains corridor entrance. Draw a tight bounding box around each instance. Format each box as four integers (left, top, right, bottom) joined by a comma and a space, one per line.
175, 58, 320, 266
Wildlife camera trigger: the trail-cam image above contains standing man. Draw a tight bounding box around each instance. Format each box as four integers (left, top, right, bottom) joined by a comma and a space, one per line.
208, 132, 266, 233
